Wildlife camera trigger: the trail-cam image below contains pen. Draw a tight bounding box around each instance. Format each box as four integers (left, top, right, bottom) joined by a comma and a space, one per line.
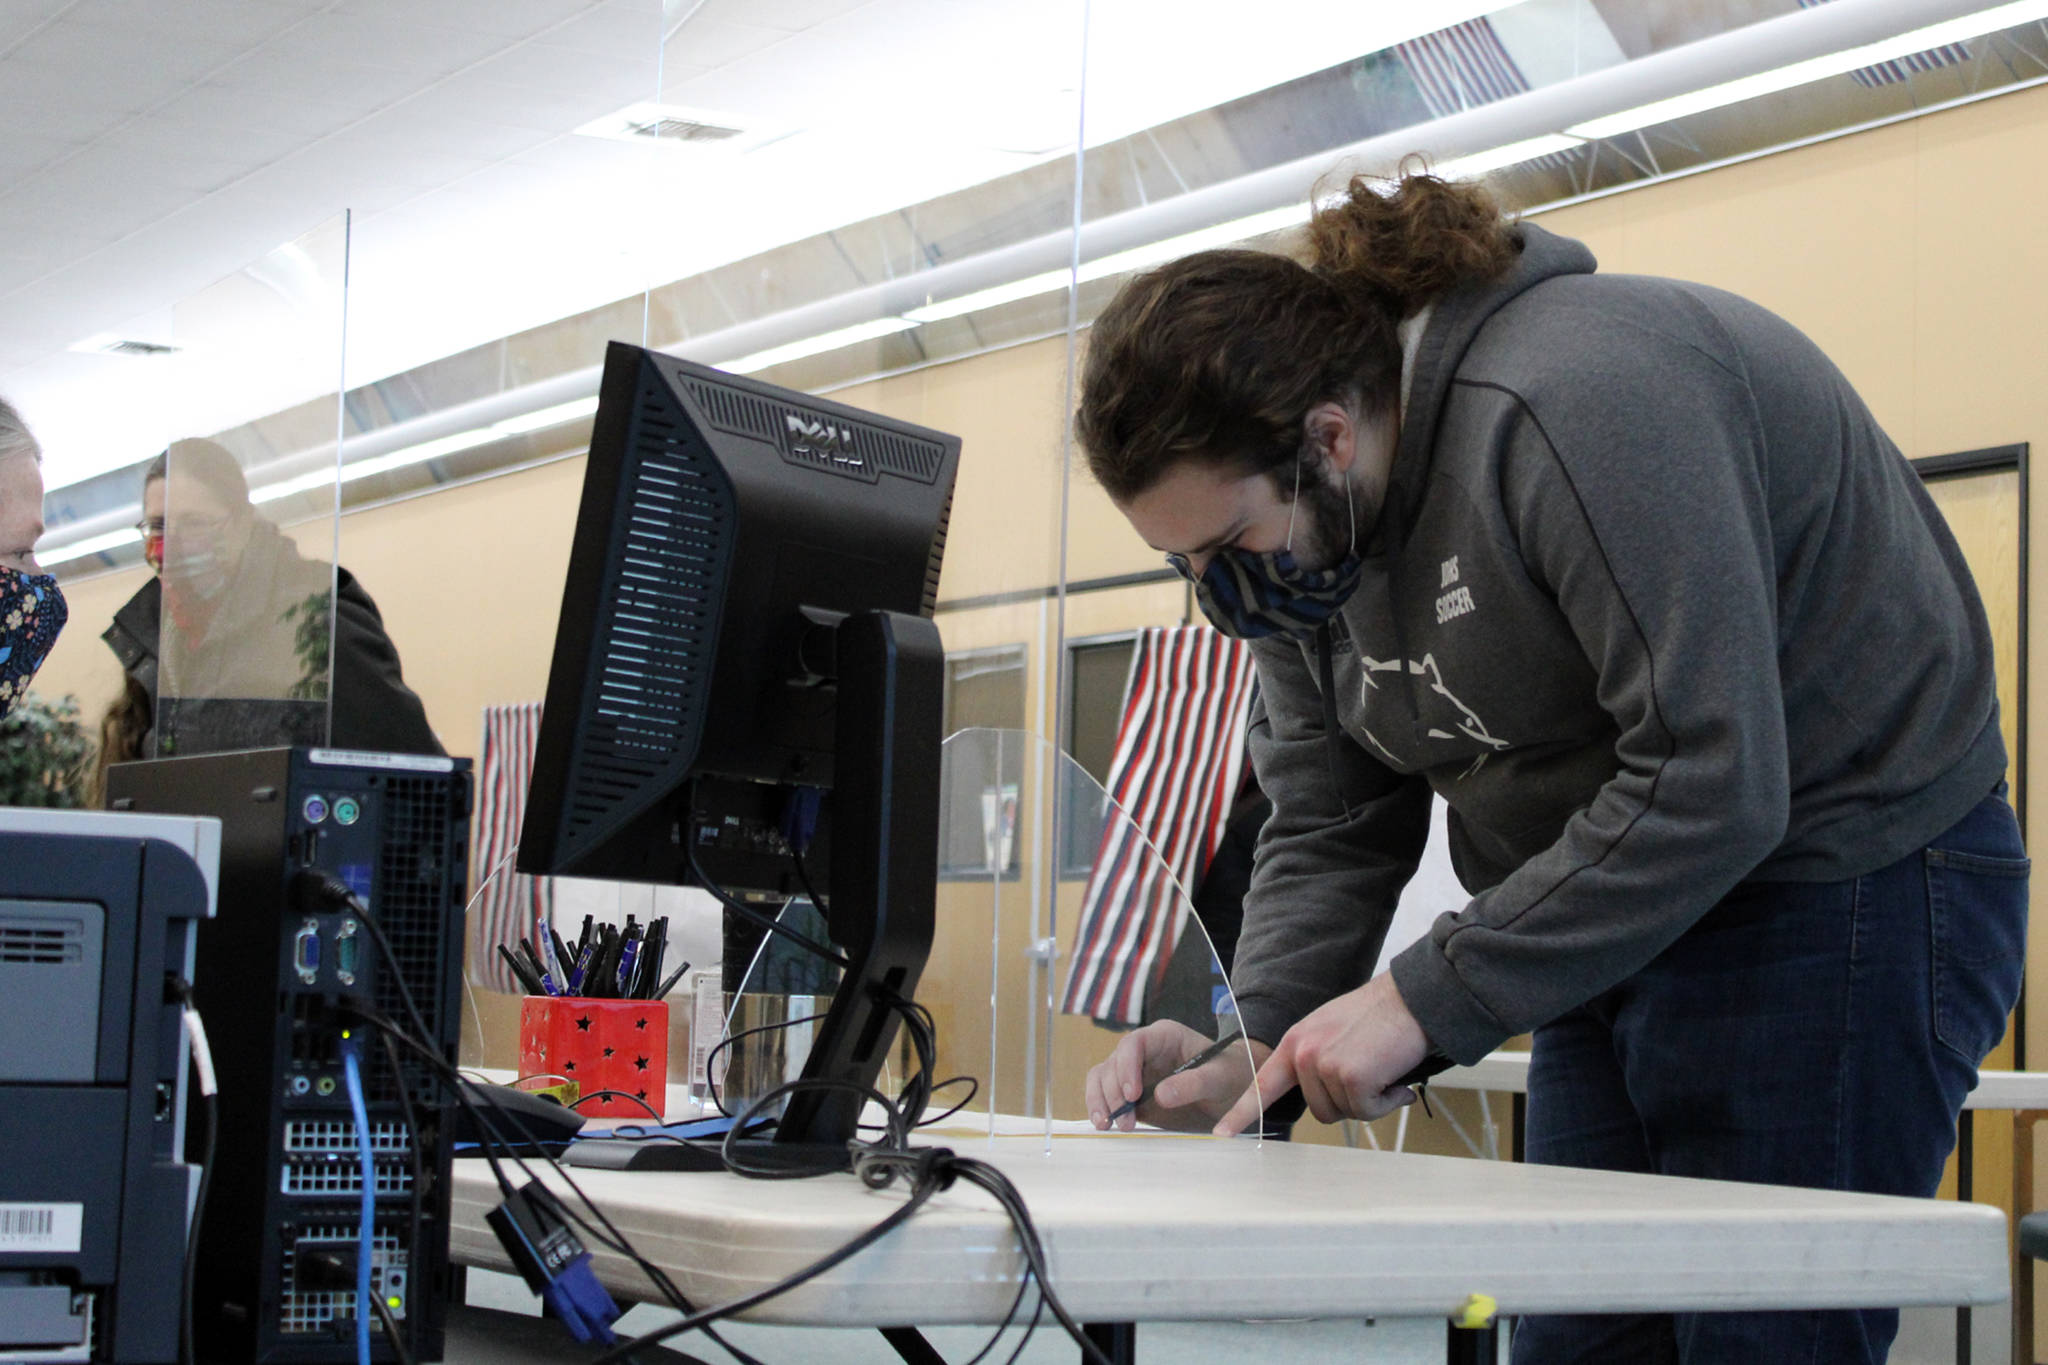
567, 938, 597, 995
651, 960, 693, 1002
521, 938, 561, 997
638, 917, 667, 998
1107, 1031, 1245, 1124
496, 943, 546, 996
615, 927, 642, 997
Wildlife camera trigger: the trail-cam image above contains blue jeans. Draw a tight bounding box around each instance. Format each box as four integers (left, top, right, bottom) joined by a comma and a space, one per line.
1513, 788, 2028, 1364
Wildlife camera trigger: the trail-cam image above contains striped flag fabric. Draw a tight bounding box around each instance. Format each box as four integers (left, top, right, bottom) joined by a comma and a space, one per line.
471, 701, 553, 993
1060, 627, 1258, 1025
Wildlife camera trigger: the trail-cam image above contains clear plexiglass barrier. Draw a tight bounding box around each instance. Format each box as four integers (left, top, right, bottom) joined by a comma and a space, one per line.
462, 726, 1263, 1147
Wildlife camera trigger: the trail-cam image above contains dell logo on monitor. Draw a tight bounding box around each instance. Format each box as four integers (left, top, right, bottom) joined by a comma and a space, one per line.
783, 412, 866, 471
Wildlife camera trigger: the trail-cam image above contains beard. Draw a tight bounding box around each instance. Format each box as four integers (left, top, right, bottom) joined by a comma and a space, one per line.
1283, 463, 1363, 572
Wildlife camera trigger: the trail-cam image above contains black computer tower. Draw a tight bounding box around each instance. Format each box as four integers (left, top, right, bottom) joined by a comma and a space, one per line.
0, 810, 214, 1364
108, 749, 471, 1365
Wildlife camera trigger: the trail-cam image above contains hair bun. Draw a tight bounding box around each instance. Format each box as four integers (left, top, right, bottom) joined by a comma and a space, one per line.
1307, 167, 1517, 316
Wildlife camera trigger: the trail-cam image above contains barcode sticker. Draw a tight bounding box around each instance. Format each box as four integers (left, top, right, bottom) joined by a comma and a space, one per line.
0, 1203, 83, 1252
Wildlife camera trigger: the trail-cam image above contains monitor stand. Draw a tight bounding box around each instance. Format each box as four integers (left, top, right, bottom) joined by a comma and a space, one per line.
568, 609, 945, 1176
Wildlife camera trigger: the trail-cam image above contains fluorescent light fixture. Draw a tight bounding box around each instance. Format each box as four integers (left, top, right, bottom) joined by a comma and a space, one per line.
248, 396, 602, 505
36, 526, 140, 569
1072, 203, 1315, 285
1568, 0, 2048, 140
491, 395, 600, 436
1432, 133, 1587, 180
722, 317, 920, 375
904, 203, 1314, 324
903, 269, 1076, 324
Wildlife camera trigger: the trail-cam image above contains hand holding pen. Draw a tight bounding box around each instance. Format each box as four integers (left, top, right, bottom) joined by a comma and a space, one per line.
1087, 1022, 1263, 1133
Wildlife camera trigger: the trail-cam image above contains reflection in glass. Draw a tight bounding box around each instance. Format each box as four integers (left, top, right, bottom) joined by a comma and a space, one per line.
137, 437, 440, 758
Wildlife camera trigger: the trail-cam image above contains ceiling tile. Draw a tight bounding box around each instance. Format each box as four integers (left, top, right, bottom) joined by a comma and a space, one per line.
706, 0, 873, 34
349, 107, 556, 162
260, 11, 536, 76
463, 40, 654, 98
79, 0, 308, 44
334, 0, 604, 42
0, 131, 85, 184
205, 56, 445, 113
0, 0, 76, 54
542, 0, 661, 59
660, 15, 795, 69
394, 72, 634, 133
154, 84, 366, 142
15, 14, 251, 110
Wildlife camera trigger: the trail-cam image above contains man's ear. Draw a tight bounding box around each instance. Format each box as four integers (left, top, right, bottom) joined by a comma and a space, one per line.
1303, 401, 1358, 475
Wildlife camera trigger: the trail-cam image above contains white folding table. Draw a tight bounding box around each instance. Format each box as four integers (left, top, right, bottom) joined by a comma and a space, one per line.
448, 1131, 2007, 1362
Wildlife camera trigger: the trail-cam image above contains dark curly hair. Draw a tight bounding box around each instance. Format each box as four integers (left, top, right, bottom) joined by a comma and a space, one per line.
1076, 170, 1517, 503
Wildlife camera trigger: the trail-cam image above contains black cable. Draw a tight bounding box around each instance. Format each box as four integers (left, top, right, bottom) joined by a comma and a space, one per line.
685, 837, 849, 968
789, 849, 828, 915
916, 1076, 980, 1129
584, 1087, 941, 1365
372, 1025, 430, 1365
182, 1096, 214, 1365
994, 1291, 1048, 1365
370, 1290, 418, 1365
957, 1246, 1036, 1365
570, 1090, 666, 1119
347, 1006, 764, 1365
702, 1011, 830, 1118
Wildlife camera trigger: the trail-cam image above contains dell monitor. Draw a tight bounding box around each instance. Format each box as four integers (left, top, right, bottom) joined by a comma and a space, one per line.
519, 340, 960, 1156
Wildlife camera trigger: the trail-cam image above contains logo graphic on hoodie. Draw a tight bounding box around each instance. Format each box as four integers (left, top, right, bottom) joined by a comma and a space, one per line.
1356, 651, 1508, 778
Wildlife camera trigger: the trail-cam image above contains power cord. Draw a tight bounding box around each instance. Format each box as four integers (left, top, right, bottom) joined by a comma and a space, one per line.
685, 837, 849, 968
320, 868, 1097, 1365
167, 977, 215, 1365
588, 995, 1114, 1365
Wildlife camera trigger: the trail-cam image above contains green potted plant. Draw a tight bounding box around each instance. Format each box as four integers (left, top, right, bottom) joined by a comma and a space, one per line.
0, 690, 92, 807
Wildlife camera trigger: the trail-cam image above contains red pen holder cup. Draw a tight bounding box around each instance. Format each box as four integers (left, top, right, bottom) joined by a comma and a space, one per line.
519, 996, 669, 1120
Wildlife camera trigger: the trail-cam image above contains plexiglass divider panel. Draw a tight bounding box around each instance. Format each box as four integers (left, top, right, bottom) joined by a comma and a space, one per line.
149, 215, 351, 760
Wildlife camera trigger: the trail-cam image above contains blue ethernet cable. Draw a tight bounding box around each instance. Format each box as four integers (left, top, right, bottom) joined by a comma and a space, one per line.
341, 1036, 375, 1365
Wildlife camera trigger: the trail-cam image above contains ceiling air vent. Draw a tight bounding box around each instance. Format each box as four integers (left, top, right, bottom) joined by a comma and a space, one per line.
69, 334, 184, 358
574, 103, 786, 153
627, 115, 744, 144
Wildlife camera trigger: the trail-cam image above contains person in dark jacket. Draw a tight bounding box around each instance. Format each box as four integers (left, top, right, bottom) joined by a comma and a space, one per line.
98, 440, 440, 764
1076, 171, 2023, 1364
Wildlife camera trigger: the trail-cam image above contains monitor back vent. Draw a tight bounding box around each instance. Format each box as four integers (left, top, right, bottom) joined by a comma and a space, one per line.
683, 379, 944, 483
0, 916, 83, 966
563, 379, 730, 844
852, 427, 945, 484
685, 381, 778, 443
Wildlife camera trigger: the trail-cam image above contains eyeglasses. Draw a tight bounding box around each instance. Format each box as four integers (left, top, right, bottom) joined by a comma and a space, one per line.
134, 514, 233, 540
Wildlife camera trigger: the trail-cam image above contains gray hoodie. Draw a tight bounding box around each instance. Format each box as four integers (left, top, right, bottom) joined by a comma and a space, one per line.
1234, 223, 2005, 1064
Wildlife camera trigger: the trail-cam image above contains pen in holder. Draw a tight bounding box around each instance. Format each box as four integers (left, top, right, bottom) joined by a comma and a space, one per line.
519, 996, 669, 1120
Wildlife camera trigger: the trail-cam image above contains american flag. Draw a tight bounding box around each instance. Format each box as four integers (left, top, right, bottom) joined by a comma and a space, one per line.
470, 701, 553, 993
1060, 628, 1258, 1025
